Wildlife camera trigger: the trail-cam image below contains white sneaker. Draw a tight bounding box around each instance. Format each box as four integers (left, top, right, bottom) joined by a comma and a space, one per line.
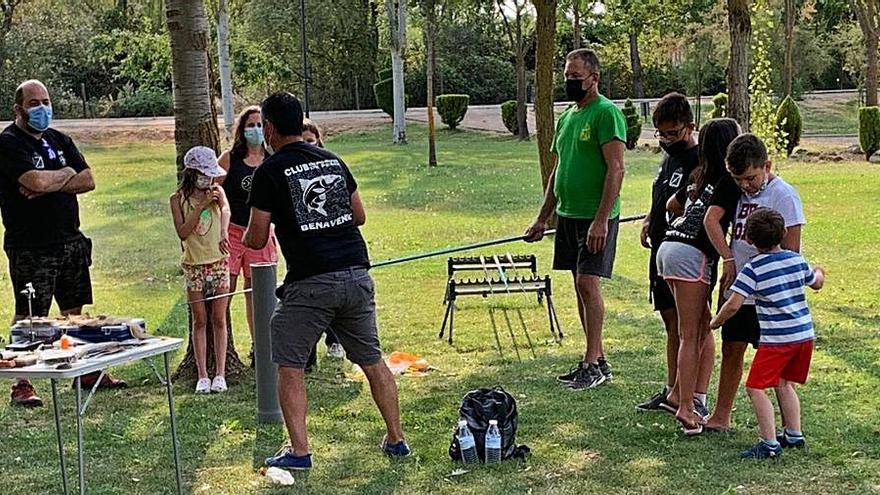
327, 343, 345, 359
211, 376, 227, 393
195, 378, 211, 394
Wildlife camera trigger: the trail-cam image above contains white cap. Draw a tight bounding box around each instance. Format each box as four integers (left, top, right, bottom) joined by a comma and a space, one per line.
489, 419, 498, 425
183, 146, 226, 177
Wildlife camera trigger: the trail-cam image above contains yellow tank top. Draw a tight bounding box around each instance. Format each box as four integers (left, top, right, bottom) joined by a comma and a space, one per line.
180, 196, 224, 265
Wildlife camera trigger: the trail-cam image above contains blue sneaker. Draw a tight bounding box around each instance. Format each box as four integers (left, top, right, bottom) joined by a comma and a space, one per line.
265, 451, 312, 470
776, 430, 806, 449
741, 440, 782, 460
382, 438, 411, 458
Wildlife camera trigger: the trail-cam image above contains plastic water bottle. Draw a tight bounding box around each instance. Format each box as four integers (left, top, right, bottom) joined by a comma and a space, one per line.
457, 420, 479, 465
485, 419, 502, 465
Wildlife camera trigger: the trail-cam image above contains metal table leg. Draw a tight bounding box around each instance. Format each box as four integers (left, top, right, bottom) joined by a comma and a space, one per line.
164, 352, 183, 495
51, 379, 69, 495
74, 377, 85, 495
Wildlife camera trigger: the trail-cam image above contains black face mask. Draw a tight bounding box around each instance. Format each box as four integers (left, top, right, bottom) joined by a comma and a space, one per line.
565, 78, 588, 102
659, 139, 689, 156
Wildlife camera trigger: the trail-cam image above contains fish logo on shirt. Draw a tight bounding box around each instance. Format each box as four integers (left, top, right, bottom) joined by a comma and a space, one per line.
299, 174, 342, 216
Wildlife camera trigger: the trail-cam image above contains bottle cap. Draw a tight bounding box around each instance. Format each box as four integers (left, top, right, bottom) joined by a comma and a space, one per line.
489, 419, 498, 425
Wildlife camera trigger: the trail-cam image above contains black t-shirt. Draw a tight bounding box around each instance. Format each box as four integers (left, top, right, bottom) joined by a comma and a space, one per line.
648, 147, 699, 242
0, 124, 88, 249
225, 154, 259, 227
248, 141, 369, 283
664, 173, 739, 259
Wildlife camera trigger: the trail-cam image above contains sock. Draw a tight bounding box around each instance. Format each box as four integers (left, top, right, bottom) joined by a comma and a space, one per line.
763, 438, 780, 447
694, 393, 707, 406
784, 428, 804, 438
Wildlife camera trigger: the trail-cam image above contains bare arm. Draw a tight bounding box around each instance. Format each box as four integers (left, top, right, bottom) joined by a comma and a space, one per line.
781, 224, 802, 253
524, 154, 559, 242
709, 293, 746, 329
351, 190, 366, 226
243, 208, 272, 250
217, 186, 231, 255
18, 168, 76, 193
58, 169, 95, 194
170, 192, 210, 241
585, 140, 625, 254
216, 150, 230, 186
704, 205, 736, 292
666, 194, 683, 216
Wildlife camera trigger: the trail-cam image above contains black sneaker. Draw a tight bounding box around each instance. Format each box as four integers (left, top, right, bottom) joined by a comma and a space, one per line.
635, 389, 668, 412
567, 363, 607, 390
598, 358, 613, 380
693, 398, 710, 420
557, 362, 586, 383
776, 430, 806, 449
741, 440, 782, 460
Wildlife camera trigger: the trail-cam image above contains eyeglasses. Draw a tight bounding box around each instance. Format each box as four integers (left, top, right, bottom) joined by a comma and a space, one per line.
654, 126, 686, 140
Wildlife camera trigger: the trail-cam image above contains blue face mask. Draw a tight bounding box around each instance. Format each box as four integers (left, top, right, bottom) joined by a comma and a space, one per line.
26, 104, 52, 132
244, 127, 264, 146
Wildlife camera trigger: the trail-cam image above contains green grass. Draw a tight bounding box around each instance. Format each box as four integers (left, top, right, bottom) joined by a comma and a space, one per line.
1, 126, 879, 494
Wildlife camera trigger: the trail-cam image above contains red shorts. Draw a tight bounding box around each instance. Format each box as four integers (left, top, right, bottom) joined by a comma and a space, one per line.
745, 340, 814, 390
227, 223, 278, 279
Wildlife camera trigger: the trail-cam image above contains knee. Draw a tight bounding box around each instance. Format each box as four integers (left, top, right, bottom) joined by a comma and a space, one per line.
575, 275, 600, 296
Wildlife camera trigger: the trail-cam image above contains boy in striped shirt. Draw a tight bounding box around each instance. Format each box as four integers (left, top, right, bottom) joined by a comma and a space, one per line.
710, 208, 825, 459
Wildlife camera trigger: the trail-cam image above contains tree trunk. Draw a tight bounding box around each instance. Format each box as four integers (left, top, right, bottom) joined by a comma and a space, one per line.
572, 0, 581, 49
217, 0, 234, 142
727, 0, 751, 131
424, 0, 438, 166
851, 0, 880, 106
515, 7, 529, 140
0, 0, 25, 75
782, 0, 794, 97
166, 0, 244, 379
172, 301, 245, 382
532, 0, 557, 191
386, 0, 407, 144
629, 30, 645, 99
868, 33, 879, 106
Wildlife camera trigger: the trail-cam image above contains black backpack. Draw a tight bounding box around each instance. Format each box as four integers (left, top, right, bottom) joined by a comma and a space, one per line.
448, 387, 530, 462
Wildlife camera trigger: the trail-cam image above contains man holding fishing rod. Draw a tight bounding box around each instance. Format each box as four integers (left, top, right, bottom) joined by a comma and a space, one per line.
243, 92, 409, 470
524, 48, 627, 390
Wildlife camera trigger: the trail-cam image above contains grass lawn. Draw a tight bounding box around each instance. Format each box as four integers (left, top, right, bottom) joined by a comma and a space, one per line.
1, 125, 879, 494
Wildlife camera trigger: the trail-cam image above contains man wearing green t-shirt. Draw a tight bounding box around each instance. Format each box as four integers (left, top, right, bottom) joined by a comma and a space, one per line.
525, 49, 626, 390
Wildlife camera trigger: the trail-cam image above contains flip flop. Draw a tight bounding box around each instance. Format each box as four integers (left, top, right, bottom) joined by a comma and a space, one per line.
682, 422, 704, 436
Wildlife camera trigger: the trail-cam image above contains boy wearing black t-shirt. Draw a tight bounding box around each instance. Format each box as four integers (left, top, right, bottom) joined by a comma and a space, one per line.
243, 93, 409, 470
635, 93, 699, 412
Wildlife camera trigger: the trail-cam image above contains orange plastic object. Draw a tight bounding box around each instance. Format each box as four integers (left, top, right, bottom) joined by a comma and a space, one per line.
59, 335, 72, 350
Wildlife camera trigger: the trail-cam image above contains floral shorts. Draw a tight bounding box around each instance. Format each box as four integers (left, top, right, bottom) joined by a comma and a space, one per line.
182, 259, 230, 295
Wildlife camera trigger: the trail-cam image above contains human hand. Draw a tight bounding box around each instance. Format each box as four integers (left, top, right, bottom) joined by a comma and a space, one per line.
19, 186, 44, 199
586, 218, 608, 254
219, 237, 230, 255
709, 316, 722, 330
720, 259, 736, 293
523, 220, 548, 243
640, 221, 651, 249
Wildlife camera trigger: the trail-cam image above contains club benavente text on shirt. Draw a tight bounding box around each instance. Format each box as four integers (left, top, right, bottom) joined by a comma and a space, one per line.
283, 158, 354, 233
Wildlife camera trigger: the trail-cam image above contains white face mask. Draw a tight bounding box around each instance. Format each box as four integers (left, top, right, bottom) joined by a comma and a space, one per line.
745, 174, 769, 199
196, 175, 213, 190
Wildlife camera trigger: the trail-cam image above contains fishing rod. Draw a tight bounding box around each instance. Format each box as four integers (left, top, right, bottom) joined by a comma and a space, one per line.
187, 214, 647, 305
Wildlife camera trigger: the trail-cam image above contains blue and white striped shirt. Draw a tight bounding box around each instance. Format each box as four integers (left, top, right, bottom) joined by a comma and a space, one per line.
731, 250, 817, 346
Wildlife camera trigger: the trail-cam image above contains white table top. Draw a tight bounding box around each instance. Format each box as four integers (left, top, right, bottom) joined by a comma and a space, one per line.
0, 337, 184, 380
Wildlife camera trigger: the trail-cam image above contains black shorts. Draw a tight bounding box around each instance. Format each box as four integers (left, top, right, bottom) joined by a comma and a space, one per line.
553, 216, 619, 278
721, 303, 760, 348
6, 236, 93, 316
649, 244, 675, 312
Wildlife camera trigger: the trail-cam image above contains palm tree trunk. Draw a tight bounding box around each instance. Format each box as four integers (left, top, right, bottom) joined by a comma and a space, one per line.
532, 0, 557, 190
727, 0, 751, 130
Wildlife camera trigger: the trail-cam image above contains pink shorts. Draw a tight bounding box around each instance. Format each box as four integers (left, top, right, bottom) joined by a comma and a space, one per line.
227, 223, 278, 279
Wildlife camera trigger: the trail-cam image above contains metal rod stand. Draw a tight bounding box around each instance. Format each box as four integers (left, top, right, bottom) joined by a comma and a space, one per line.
164, 352, 184, 495
51, 379, 69, 495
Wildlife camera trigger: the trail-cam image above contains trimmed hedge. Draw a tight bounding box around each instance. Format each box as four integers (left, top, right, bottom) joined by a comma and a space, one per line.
859, 106, 880, 161
711, 92, 728, 118
775, 96, 802, 157
622, 99, 641, 150
436, 94, 470, 130
501, 100, 518, 135
112, 88, 173, 117
373, 70, 409, 117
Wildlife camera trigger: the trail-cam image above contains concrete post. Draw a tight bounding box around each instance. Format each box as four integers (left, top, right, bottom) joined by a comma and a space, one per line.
251, 262, 283, 423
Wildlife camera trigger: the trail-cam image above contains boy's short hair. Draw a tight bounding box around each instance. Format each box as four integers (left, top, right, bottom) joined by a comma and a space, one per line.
261, 92, 303, 136
652, 92, 693, 127
745, 207, 785, 250
726, 133, 768, 174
